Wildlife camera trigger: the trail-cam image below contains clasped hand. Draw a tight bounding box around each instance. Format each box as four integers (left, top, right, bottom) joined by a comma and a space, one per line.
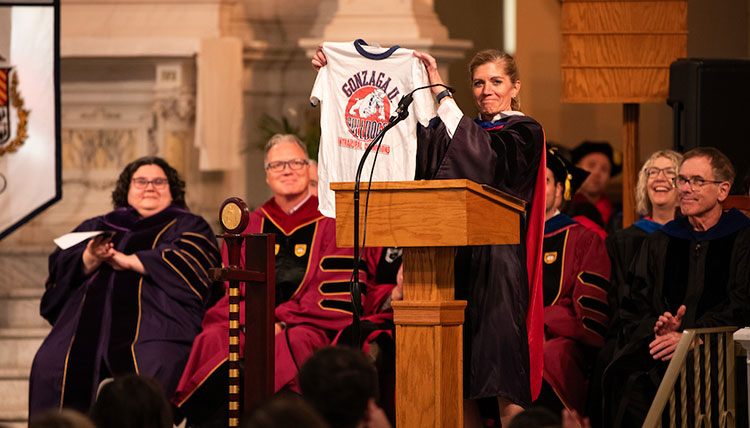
648, 305, 687, 361
82, 234, 146, 275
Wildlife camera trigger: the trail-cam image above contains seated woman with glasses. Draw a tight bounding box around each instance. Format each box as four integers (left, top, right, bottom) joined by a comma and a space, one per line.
586, 149, 682, 426
29, 156, 220, 417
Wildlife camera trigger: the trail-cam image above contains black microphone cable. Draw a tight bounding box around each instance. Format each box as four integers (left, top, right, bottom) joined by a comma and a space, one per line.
348, 83, 454, 347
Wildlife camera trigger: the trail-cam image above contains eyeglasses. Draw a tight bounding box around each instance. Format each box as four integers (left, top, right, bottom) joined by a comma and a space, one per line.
673, 175, 724, 190
265, 158, 308, 172
646, 167, 677, 179
131, 177, 169, 189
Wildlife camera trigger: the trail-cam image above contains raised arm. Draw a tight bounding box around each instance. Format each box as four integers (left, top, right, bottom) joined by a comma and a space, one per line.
412, 51, 448, 97
312, 43, 327, 71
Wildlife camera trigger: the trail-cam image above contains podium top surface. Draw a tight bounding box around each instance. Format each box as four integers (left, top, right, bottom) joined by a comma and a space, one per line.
330, 179, 526, 213
330, 179, 527, 248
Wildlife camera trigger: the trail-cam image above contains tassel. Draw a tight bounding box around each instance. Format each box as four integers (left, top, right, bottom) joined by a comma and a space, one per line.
564, 174, 572, 200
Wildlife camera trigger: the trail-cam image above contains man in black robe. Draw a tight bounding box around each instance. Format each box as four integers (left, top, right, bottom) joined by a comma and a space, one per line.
603, 147, 750, 427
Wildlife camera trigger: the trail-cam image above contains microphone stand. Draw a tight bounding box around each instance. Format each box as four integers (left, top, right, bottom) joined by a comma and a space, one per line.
350, 93, 413, 347
347, 83, 452, 347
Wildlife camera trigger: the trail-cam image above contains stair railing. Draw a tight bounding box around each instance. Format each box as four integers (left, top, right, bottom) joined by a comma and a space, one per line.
643, 326, 738, 428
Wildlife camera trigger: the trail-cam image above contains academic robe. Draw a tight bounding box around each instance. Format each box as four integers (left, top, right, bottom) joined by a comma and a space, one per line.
173, 196, 388, 418
28, 205, 220, 416
416, 114, 546, 407
586, 218, 662, 425
605, 218, 663, 343
539, 214, 610, 414
573, 192, 616, 228
603, 209, 750, 427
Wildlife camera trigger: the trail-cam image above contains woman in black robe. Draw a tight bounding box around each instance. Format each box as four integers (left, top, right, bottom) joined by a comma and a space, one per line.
412, 50, 546, 428
313, 47, 546, 427
586, 149, 682, 425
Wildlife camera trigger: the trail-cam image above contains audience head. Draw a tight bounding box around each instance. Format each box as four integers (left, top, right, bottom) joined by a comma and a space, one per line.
112, 156, 186, 217
468, 49, 521, 117
635, 150, 683, 218
243, 393, 329, 428
263, 134, 311, 200
677, 147, 733, 220
572, 141, 622, 200
29, 409, 96, 428
507, 407, 561, 428
545, 148, 590, 218
308, 159, 319, 197
90, 374, 172, 428
299, 346, 380, 428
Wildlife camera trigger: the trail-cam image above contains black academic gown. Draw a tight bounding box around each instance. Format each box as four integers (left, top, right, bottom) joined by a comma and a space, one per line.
605, 219, 664, 345
602, 209, 750, 427
416, 114, 545, 407
587, 219, 661, 425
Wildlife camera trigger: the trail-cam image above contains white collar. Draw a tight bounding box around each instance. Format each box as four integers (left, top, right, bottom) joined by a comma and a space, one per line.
288, 192, 312, 214
483, 111, 525, 122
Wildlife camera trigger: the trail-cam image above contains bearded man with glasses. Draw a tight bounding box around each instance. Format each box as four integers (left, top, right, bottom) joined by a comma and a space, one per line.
602, 147, 750, 427
174, 134, 398, 428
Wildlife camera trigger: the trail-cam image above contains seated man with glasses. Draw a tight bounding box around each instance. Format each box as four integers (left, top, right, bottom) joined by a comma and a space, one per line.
173, 134, 397, 428
602, 147, 750, 428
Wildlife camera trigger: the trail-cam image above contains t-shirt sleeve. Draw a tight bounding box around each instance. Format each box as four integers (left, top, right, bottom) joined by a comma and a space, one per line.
411, 55, 438, 127
310, 45, 331, 106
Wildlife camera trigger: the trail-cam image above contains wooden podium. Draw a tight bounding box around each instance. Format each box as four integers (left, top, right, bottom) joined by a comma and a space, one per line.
331, 179, 526, 428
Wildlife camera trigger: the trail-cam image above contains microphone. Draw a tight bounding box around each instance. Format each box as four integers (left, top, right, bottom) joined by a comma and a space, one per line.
390, 84, 453, 124
392, 92, 414, 122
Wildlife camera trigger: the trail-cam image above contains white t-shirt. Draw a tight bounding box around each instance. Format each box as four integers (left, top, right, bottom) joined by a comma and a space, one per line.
310, 39, 436, 217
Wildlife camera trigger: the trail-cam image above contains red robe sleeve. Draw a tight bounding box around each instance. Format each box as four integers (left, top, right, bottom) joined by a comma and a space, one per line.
544, 226, 611, 347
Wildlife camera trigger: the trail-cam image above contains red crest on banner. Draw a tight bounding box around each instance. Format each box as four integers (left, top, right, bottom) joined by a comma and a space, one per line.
0, 68, 10, 145
0, 3, 61, 241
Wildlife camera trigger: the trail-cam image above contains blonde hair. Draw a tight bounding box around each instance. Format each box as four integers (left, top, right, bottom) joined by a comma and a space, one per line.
468, 49, 520, 111
635, 150, 683, 216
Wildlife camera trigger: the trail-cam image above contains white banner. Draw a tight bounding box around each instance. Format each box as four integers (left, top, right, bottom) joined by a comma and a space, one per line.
0, 1, 60, 240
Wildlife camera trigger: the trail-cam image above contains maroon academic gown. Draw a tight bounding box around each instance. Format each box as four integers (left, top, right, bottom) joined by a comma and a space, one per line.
416, 114, 546, 407
28, 205, 220, 416
173, 196, 386, 406
541, 214, 610, 414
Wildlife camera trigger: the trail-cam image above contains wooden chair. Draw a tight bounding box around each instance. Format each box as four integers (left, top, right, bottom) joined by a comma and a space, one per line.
724, 195, 750, 218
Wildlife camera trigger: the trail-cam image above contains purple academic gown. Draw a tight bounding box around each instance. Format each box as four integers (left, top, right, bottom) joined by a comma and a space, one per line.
28, 205, 220, 416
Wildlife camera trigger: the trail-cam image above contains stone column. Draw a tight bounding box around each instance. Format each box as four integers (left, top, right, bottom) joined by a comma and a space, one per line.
299, 0, 472, 81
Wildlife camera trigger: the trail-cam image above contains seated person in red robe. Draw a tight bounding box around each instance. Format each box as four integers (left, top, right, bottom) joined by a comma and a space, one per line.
535, 149, 610, 415
173, 134, 395, 427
